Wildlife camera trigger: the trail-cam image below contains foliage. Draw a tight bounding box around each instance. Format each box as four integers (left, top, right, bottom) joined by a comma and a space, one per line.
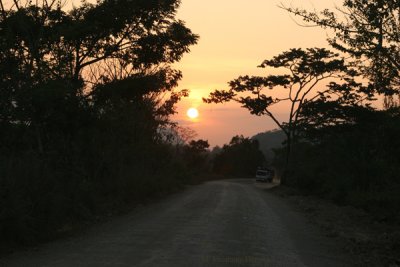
182, 139, 210, 174
281, 0, 400, 107
273, 0, 400, 223
212, 135, 266, 177
277, 108, 400, 221
0, 0, 199, 247
0, 0, 198, 125
204, 48, 353, 175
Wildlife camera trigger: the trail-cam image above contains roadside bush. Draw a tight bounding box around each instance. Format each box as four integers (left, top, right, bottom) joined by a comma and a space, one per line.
275, 109, 400, 222
0, 119, 192, 248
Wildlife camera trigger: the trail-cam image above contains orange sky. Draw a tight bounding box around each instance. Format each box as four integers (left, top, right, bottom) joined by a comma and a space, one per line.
173, 0, 340, 147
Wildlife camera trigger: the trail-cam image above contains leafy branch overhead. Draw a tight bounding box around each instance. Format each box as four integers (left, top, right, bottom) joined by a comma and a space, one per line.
204, 48, 350, 133
280, 0, 400, 99
0, 0, 199, 126
0, 0, 198, 83
203, 47, 375, 169
0, 0, 203, 245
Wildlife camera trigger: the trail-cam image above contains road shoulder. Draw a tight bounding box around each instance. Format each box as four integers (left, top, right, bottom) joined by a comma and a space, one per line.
266, 185, 400, 267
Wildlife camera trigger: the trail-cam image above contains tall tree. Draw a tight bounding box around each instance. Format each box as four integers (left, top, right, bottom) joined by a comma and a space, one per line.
0, 0, 198, 150
204, 48, 348, 170
0, 0, 199, 245
281, 0, 400, 108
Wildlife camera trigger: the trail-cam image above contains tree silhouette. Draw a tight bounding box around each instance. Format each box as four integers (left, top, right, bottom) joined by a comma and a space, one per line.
184, 139, 210, 172
0, 0, 198, 151
0, 0, 199, 245
212, 135, 265, 177
281, 0, 400, 107
204, 48, 348, 172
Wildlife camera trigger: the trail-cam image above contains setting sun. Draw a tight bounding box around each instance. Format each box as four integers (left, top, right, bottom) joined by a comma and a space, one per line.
187, 107, 199, 119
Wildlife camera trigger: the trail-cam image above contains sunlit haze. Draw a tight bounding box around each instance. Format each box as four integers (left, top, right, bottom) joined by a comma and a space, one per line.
173, 0, 339, 147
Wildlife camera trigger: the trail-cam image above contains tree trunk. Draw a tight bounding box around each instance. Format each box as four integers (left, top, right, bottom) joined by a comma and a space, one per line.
280, 132, 292, 185
34, 122, 44, 154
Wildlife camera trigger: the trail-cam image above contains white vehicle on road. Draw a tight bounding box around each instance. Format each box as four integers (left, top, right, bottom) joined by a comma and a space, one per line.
255, 168, 274, 182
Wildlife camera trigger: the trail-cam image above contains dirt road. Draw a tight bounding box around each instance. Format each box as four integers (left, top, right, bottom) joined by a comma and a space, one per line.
0, 179, 351, 267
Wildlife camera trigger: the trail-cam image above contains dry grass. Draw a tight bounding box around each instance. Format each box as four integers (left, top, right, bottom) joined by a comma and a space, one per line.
269, 186, 400, 267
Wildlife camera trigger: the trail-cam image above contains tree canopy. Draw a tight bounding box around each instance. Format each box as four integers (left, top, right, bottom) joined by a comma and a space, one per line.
0, 0, 198, 128
204, 47, 361, 166
0, 0, 200, 246
281, 0, 400, 106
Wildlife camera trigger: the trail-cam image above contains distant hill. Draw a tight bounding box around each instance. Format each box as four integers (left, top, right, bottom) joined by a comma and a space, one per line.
252, 129, 286, 161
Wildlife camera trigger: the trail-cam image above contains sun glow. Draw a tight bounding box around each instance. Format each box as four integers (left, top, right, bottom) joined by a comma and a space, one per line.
186, 107, 199, 119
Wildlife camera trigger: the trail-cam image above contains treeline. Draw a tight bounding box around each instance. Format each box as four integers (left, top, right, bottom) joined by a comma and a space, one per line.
212, 135, 266, 177
0, 0, 204, 247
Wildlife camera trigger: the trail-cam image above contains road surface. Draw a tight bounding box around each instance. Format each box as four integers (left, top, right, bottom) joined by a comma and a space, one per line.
1, 179, 351, 267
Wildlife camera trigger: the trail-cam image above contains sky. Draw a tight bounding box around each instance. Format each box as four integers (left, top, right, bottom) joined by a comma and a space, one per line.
172, 0, 339, 147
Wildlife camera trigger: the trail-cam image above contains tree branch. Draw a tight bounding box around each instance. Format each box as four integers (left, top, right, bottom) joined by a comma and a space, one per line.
264, 108, 288, 136
0, 0, 6, 20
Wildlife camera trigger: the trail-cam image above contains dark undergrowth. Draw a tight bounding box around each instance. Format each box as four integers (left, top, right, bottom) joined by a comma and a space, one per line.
0, 123, 214, 255
270, 185, 400, 267
274, 109, 400, 225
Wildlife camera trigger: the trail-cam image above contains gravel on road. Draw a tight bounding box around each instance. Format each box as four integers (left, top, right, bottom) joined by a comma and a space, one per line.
0, 179, 351, 267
